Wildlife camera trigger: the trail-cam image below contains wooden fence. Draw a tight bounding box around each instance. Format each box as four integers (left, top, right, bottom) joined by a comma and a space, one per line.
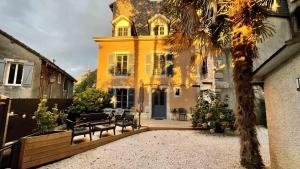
0, 98, 72, 143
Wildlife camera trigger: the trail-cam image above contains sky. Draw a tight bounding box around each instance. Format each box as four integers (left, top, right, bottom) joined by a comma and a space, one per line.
0, 0, 115, 77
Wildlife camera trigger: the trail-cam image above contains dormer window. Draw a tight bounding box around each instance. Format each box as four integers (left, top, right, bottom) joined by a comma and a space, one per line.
112, 15, 132, 37
154, 25, 165, 36
118, 27, 129, 36
148, 14, 170, 36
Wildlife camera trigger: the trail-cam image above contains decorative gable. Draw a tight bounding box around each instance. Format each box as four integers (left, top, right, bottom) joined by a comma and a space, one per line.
112, 15, 132, 37
148, 14, 170, 36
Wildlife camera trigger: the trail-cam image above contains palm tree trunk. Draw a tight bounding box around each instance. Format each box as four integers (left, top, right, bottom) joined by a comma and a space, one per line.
232, 43, 264, 169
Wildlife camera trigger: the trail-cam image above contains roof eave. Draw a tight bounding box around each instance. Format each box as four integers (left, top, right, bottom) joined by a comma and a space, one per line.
253, 40, 300, 80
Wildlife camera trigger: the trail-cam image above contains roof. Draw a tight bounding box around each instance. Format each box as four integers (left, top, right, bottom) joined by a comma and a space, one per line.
112, 15, 133, 25
110, 0, 168, 36
0, 29, 77, 82
148, 14, 170, 24
253, 37, 300, 80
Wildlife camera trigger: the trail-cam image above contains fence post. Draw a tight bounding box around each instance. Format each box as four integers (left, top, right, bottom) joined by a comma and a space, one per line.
1, 99, 11, 146
0, 99, 9, 167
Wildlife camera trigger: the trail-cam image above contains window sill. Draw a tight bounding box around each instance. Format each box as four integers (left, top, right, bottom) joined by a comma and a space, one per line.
112, 75, 132, 78
4, 84, 22, 87
151, 75, 167, 78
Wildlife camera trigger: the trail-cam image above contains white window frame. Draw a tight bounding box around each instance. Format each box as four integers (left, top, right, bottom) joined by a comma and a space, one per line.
114, 52, 129, 77
174, 87, 181, 97
117, 26, 129, 37
110, 86, 132, 108
152, 52, 167, 77
154, 25, 165, 36
5, 61, 25, 86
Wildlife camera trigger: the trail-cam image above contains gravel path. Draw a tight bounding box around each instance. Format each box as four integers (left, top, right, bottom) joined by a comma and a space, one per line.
40, 128, 269, 169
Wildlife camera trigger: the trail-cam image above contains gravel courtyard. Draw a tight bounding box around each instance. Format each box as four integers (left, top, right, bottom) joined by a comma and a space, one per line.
40, 128, 269, 169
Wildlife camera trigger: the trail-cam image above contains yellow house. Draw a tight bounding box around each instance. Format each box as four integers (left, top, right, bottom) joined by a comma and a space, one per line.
93, 0, 216, 119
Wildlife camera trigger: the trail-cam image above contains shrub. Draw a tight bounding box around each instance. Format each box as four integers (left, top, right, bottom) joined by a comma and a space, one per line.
192, 90, 235, 133
34, 97, 58, 134
68, 88, 110, 117
75, 70, 96, 94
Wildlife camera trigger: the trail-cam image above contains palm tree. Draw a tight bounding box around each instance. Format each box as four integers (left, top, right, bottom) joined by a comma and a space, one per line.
164, 0, 277, 168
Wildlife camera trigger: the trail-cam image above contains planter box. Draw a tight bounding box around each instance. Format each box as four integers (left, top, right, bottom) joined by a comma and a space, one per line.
18, 128, 150, 169
18, 131, 71, 169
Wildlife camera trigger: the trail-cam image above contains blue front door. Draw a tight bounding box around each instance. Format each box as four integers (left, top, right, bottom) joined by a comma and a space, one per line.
152, 89, 166, 119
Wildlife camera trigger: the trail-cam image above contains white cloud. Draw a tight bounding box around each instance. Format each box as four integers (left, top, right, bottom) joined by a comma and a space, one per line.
0, 0, 115, 77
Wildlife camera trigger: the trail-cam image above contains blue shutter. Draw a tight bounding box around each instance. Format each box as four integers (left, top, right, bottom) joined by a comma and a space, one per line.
128, 88, 135, 108
0, 60, 5, 85
108, 88, 115, 98
166, 53, 174, 77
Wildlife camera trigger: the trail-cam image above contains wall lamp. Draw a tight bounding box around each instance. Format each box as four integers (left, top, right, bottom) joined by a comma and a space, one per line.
297, 77, 300, 91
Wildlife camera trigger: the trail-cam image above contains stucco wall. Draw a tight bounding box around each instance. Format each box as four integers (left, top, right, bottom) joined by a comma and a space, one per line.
254, 17, 291, 71
0, 34, 41, 98
96, 37, 214, 119
264, 53, 300, 169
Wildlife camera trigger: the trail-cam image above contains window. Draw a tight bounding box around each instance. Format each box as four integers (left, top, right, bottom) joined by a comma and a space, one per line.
63, 79, 68, 91
201, 58, 208, 74
159, 26, 165, 35
174, 87, 181, 97
294, 7, 300, 32
108, 53, 134, 77
57, 73, 61, 84
116, 88, 128, 108
154, 25, 165, 36
153, 53, 166, 75
117, 27, 129, 36
6, 62, 24, 85
115, 54, 128, 76
108, 88, 135, 108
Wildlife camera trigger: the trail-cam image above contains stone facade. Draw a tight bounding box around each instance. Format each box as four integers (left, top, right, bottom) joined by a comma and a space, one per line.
0, 29, 75, 99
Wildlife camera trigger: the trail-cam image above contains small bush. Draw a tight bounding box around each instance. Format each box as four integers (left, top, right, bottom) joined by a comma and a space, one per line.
34, 97, 58, 134
34, 99, 69, 134
192, 90, 235, 133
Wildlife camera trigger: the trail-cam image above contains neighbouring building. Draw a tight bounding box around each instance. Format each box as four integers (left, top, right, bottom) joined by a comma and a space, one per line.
253, 0, 300, 168
94, 0, 234, 120
0, 29, 76, 99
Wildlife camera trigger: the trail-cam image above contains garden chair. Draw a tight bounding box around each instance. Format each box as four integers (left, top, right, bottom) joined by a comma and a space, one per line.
66, 119, 92, 144
103, 108, 114, 118
81, 113, 111, 124
115, 114, 134, 133
114, 108, 124, 117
